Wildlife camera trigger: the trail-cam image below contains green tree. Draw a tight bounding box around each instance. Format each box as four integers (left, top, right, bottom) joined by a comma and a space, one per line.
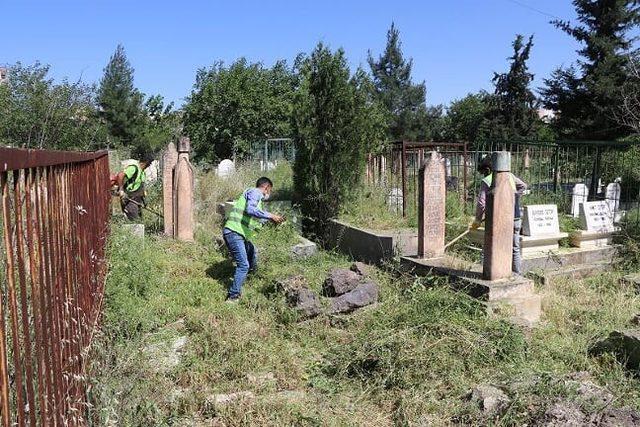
0, 62, 108, 150
293, 43, 386, 238
368, 23, 428, 141
444, 92, 491, 142
97, 44, 144, 148
135, 94, 181, 157
541, 0, 640, 139
183, 58, 297, 164
486, 35, 539, 139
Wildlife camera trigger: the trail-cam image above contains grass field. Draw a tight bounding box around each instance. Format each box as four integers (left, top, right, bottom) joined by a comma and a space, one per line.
90, 211, 640, 426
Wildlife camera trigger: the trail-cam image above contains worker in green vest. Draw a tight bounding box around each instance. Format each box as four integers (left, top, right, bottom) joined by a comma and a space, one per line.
114, 153, 155, 220
223, 177, 285, 302
471, 155, 527, 274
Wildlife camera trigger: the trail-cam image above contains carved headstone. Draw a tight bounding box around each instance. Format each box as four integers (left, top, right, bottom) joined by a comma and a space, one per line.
217, 159, 235, 179
174, 137, 195, 241
522, 205, 560, 236
483, 151, 514, 281
571, 183, 589, 218
580, 201, 614, 233
162, 142, 178, 235
418, 151, 446, 258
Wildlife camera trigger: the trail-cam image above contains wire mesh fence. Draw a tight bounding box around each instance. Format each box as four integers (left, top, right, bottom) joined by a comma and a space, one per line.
0, 147, 110, 426
366, 140, 640, 229
244, 138, 295, 171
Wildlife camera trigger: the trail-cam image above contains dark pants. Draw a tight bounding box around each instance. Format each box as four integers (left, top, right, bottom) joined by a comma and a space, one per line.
121, 188, 144, 220
223, 228, 257, 298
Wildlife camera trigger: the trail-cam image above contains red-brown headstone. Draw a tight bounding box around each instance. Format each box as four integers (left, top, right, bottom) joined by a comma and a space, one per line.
418, 151, 446, 258
162, 142, 178, 236
483, 151, 514, 280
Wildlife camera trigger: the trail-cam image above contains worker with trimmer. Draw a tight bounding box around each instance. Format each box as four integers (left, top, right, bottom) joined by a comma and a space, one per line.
113, 153, 155, 220
470, 156, 527, 275
223, 177, 285, 302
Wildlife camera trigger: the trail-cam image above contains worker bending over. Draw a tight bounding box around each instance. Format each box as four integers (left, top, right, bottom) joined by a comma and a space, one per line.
471, 156, 527, 275
223, 177, 285, 302
113, 153, 154, 220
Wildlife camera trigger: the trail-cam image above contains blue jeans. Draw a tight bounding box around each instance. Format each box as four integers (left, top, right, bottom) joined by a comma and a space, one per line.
223, 228, 257, 298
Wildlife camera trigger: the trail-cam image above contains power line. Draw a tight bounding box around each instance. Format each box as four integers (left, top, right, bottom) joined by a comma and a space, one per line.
504, 0, 563, 21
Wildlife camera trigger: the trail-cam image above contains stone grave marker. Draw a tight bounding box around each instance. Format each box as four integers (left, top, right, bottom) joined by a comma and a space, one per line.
571, 183, 589, 218
483, 151, 514, 281
387, 188, 403, 213
522, 204, 560, 236
580, 201, 614, 233
217, 159, 235, 179
418, 151, 446, 258
163, 142, 178, 236
605, 181, 621, 215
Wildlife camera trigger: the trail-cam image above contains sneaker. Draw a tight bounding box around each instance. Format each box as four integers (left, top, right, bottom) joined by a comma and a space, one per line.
225, 295, 240, 304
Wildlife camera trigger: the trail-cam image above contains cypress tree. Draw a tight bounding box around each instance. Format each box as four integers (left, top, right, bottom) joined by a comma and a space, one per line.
368, 23, 428, 141
98, 44, 143, 147
541, 0, 640, 140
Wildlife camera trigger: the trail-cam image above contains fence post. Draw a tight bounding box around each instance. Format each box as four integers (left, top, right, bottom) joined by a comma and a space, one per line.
401, 140, 407, 218
553, 146, 560, 193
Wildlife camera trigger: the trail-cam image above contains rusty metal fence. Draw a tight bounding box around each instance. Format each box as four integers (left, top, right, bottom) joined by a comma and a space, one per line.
0, 147, 110, 426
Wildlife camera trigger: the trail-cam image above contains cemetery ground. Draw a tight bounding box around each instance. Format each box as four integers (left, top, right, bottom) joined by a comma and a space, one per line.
90, 166, 640, 426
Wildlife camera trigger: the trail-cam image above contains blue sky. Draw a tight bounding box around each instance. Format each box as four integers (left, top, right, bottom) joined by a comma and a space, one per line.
2, 0, 582, 108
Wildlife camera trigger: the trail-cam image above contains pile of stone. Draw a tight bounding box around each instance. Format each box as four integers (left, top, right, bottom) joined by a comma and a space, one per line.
277, 262, 379, 319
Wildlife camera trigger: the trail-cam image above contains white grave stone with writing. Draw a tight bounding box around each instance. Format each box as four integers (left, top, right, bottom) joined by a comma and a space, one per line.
216, 159, 235, 179
580, 201, 614, 233
605, 182, 621, 214
571, 183, 589, 218
522, 204, 560, 236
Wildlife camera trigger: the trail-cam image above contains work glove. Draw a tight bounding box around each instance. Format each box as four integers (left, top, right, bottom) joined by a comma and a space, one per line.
118, 189, 127, 199
469, 220, 481, 230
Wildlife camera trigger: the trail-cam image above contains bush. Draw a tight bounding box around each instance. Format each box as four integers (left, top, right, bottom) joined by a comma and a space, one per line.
292, 43, 386, 239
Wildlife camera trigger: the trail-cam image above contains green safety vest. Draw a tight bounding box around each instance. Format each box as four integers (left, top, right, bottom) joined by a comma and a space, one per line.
124, 163, 146, 193
224, 190, 264, 240
482, 173, 521, 219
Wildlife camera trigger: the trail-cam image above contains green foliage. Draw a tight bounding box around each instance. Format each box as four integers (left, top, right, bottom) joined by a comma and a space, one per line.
183, 59, 297, 164
444, 92, 491, 142
486, 34, 540, 140
293, 43, 386, 238
0, 62, 108, 149
98, 44, 145, 148
368, 23, 437, 141
541, 0, 640, 140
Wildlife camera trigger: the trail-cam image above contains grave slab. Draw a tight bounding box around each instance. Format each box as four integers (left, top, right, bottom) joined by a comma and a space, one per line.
520, 204, 568, 255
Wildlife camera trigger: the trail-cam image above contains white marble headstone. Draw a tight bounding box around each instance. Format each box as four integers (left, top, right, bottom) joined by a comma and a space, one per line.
571, 183, 589, 218
605, 182, 621, 214
216, 159, 235, 179
387, 188, 403, 213
579, 201, 614, 232
523, 204, 560, 236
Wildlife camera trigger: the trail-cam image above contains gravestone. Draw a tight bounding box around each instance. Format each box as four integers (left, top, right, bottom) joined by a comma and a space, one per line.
523, 149, 531, 169
521, 204, 568, 255
445, 158, 452, 177
162, 142, 178, 235
217, 159, 235, 179
571, 183, 589, 218
174, 136, 195, 241
387, 188, 403, 213
522, 205, 560, 236
605, 182, 621, 216
483, 151, 514, 281
580, 201, 614, 233
418, 151, 446, 258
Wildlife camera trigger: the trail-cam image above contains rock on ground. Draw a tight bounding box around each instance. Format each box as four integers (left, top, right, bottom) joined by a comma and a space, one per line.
542, 401, 586, 426
290, 238, 318, 259
322, 268, 362, 297
286, 286, 323, 318
208, 391, 255, 405
467, 384, 510, 414
590, 329, 640, 371
350, 262, 370, 277
328, 282, 379, 314
599, 407, 640, 427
